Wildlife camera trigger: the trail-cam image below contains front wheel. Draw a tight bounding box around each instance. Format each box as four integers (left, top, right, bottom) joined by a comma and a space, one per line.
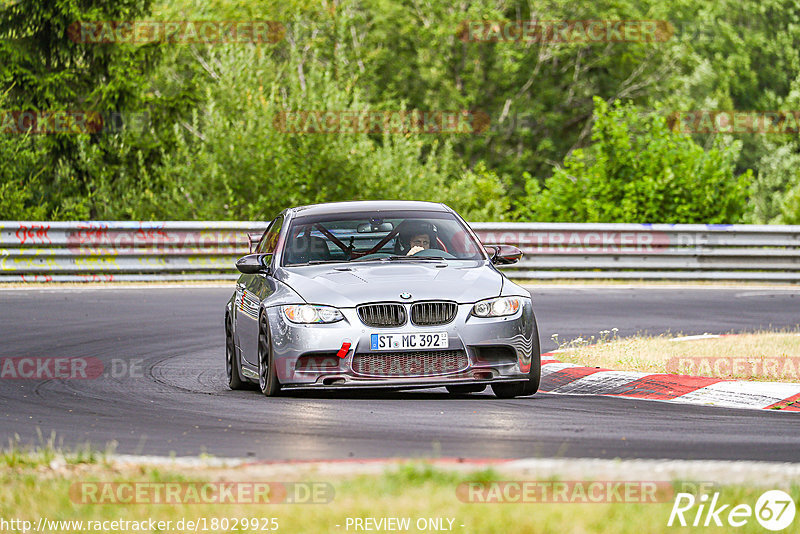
491, 313, 541, 399
225, 313, 246, 390
490, 381, 527, 399
258, 313, 281, 396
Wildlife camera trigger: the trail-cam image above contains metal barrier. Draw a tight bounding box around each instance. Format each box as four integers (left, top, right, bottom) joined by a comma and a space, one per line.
472, 222, 800, 281
0, 221, 255, 283
1, 221, 799, 282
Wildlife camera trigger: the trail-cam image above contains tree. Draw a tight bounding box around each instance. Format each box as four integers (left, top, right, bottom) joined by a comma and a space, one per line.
0, 0, 162, 217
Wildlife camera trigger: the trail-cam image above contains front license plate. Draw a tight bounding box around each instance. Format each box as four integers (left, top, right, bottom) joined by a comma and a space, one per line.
370, 332, 448, 351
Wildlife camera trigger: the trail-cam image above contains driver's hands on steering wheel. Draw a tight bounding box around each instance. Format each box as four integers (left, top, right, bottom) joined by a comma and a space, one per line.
406, 246, 424, 256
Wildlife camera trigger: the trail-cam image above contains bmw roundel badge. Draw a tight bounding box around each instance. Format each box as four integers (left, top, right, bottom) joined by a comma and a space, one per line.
400, 292, 412, 299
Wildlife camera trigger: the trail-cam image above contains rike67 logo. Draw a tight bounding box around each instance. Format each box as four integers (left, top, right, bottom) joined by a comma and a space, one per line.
668, 490, 796, 531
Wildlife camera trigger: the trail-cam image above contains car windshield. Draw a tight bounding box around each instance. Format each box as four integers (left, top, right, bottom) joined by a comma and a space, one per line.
281, 210, 487, 266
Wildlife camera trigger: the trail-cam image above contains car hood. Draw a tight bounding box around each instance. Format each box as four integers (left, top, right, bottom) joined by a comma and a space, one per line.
279, 260, 503, 307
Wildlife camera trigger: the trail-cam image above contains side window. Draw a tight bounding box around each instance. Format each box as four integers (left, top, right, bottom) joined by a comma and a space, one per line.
257, 215, 284, 254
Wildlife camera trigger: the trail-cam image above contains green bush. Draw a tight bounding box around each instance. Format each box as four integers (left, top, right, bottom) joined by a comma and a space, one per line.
517, 98, 751, 223
746, 141, 800, 224
0, 88, 48, 219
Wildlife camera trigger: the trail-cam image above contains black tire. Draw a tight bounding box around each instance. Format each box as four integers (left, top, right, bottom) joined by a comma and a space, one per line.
521, 314, 542, 395
258, 312, 281, 396
490, 381, 526, 398
446, 384, 487, 394
225, 313, 246, 390
491, 312, 541, 399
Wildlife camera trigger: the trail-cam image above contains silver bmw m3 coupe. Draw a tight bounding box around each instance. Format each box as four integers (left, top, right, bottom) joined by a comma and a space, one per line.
224, 200, 540, 398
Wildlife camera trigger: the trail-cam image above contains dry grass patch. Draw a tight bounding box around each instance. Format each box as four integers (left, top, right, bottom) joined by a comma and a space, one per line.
552, 332, 800, 382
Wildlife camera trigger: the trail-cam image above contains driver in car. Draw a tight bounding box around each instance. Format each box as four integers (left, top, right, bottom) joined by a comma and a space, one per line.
406, 232, 431, 255
401, 223, 435, 256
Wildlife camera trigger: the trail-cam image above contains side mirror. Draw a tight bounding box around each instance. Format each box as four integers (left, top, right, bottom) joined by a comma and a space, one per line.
485, 244, 522, 265
236, 254, 270, 274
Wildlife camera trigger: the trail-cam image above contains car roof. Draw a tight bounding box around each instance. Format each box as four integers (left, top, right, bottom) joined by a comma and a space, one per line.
289, 200, 450, 218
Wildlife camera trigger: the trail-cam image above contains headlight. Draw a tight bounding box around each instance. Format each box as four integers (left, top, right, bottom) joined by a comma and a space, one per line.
472, 297, 522, 317
282, 305, 344, 324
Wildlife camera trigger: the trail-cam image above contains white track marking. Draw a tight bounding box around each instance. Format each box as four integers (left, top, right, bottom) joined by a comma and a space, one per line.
674, 381, 800, 408
548, 370, 650, 394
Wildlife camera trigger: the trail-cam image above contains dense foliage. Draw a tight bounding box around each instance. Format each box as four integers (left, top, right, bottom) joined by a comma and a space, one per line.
517, 99, 751, 223
1, 0, 799, 222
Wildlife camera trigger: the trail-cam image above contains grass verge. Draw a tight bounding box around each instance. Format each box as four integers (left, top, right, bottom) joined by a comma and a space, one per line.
552, 331, 800, 382
1, 454, 799, 534
1, 433, 114, 469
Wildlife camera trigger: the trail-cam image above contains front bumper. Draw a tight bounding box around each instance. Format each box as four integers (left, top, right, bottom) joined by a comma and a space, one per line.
262, 299, 536, 389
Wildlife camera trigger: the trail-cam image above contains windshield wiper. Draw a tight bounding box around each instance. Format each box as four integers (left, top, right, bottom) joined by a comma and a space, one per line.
385, 255, 447, 261
304, 260, 349, 265
349, 255, 447, 263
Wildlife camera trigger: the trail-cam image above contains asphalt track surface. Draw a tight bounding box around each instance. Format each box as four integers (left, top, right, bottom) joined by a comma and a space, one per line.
1, 286, 799, 462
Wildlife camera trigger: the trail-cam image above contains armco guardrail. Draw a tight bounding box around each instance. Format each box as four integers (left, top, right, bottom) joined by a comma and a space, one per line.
0, 221, 257, 283
1, 221, 799, 282
472, 222, 800, 281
